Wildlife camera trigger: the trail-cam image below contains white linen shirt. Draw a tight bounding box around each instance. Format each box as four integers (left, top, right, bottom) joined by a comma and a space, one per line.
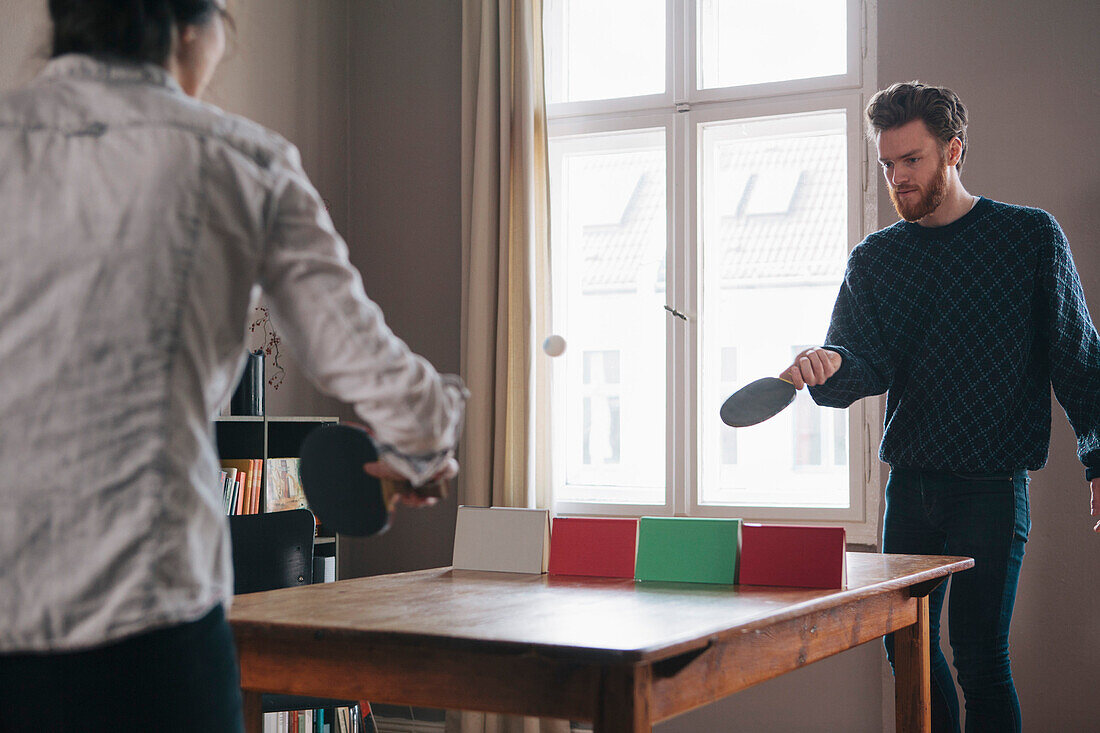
0, 55, 466, 652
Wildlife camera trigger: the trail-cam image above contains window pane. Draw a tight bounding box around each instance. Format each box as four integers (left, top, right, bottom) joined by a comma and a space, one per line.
545, 0, 665, 104
834, 404, 848, 466
699, 111, 849, 507
719, 347, 738, 464
697, 0, 847, 90
791, 346, 822, 467
550, 129, 667, 504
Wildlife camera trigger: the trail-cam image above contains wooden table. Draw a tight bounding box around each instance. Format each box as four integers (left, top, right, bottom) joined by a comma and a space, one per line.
230, 553, 972, 732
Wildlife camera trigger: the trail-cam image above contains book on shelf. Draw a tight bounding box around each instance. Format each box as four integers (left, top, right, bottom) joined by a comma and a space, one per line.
218, 470, 228, 512
263, 707, 338, 733
223, 468, 236, 513
337, 705, 359, 733
221, 459, 249, 515
220, 459, 264, 515
243, 459, 255, 514
265, 457, 308, 513
223, 471, 237, 515
312, 555, 335, 584
234, 472, 246, 515
249, 458, 262, 514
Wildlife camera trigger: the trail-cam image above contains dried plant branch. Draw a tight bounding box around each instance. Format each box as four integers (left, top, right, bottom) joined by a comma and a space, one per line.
248, 306, 285, 390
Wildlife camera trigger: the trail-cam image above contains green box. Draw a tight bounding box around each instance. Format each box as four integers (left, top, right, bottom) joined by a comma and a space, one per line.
634, 517, 741, 585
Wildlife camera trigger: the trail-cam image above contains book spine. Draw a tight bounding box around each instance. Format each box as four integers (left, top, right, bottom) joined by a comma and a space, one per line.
219, 470, 229, 513
234, 472, 247, 515
250, 458, 262, 514
224, 468, 238, 515
241, 466, 252, 515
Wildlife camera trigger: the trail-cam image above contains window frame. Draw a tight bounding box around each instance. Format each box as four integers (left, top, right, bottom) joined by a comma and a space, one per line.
546, 0, 882, 545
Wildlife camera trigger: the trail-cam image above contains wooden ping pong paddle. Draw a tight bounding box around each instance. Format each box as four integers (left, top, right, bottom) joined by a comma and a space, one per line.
719, 376, 797, 427
298, 423, 445, 537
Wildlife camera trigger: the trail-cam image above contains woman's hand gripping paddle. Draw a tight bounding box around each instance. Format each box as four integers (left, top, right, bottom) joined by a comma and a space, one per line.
298, 423, 447, 537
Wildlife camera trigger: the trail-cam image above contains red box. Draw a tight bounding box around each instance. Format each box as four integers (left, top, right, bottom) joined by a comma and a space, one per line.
548, 517, 639, 578
738, 524, 846, 589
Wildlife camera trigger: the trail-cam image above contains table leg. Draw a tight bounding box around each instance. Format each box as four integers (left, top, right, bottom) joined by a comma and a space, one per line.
894, 595, 931, 733
594, 665, 652, 733
242, 689, 262, 733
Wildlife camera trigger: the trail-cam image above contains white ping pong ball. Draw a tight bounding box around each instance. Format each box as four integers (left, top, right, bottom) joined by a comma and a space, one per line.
542, 335, 567, 357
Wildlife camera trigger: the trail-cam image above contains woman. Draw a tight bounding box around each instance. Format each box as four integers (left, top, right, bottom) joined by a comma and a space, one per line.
0, 1, 466, 730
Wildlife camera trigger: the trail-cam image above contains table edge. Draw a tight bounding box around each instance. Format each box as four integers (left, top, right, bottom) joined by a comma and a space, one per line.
230, 554, 974, 665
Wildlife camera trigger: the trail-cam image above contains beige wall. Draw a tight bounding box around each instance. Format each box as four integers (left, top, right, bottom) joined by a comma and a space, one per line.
0, 0, 48, 88
337, 0, 465, 579
209, 0, 351, 421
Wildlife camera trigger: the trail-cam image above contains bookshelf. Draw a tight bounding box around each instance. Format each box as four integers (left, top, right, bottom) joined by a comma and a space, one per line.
214, 415, 341, 579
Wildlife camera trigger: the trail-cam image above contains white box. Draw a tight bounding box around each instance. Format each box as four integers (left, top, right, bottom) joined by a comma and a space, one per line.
451, 506, 550, 574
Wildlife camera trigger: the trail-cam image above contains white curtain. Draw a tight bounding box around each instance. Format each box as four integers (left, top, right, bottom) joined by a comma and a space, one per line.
453, 0, 563, 732
458, 0, 552, 515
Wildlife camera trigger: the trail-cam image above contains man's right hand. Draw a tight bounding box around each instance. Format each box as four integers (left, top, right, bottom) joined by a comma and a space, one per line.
782, 347, 843, 389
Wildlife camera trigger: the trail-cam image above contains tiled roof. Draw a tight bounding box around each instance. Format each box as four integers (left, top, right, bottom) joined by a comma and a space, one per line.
580, 134, 849, 292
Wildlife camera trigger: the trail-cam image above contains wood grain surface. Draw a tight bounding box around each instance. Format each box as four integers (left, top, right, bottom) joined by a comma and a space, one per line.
231, 553, 971, 663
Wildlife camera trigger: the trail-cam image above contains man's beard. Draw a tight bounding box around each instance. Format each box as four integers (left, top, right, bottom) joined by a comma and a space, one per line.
889, 159, 949, 222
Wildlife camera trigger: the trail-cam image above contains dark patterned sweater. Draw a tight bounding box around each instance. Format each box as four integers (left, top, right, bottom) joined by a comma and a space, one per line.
809, 197, 1100, 480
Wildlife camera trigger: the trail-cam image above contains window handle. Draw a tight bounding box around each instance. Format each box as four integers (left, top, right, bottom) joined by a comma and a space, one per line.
663, 304, 689, 321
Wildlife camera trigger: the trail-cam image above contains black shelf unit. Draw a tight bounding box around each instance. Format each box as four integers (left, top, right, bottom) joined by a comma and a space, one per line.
214, 415, 341, 577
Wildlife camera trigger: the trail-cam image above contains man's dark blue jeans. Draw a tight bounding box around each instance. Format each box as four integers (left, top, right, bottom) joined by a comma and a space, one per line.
882, 467, 1030, 733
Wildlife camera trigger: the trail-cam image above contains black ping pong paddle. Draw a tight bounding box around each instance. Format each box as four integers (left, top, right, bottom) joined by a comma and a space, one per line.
719, 376, 797, 428
298, 423, 444, 537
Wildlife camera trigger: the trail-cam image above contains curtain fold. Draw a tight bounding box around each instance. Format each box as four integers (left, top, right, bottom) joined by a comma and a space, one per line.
456, 0, 562, 732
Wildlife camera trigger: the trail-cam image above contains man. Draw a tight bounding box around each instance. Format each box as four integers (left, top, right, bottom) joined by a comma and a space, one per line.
782, 81, 1100, 732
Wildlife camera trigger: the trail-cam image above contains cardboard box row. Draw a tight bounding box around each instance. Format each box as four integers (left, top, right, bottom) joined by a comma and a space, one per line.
451, 507, 846, 589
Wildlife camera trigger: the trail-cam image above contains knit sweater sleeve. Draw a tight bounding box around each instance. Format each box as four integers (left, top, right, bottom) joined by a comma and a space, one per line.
1039, 213, 1100, 480
808, 246, 894, 408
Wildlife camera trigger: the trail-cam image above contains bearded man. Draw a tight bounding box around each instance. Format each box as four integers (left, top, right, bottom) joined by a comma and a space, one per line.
779, 81, 1100, 733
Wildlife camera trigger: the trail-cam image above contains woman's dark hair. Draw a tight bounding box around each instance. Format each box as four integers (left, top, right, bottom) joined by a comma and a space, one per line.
49, 0, 230, 65
866, 81, 969, 172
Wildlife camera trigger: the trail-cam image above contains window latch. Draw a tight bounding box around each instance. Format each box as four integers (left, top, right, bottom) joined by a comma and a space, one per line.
663, 304, 688, 321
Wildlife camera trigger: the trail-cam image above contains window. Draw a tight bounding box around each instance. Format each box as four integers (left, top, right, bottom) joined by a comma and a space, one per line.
719, 347, 738, 465
582, 350, 622, 467
544, 0, 880, 542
